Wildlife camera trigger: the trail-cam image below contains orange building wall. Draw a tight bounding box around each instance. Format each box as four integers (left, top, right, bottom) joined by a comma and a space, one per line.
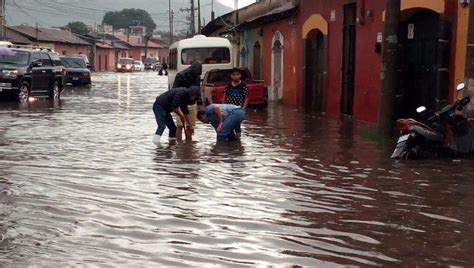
54, 43, 90, 56
96, 48, 116, 72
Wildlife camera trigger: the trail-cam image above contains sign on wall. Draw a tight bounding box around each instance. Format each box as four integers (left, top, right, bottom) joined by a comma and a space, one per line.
330, 10, 336, 22
408, 24, 415, 39
377, 32, 383, 43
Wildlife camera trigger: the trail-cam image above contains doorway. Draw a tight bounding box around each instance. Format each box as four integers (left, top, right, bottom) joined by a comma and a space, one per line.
304, 29, 327, 112
272, 40, 283, 101
397, 10, 451, 117
253, 42, 262, 80
341, 3, 357, 116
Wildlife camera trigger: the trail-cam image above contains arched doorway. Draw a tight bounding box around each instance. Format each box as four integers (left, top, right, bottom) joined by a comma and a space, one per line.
397, 9, 451, 117
240, 47, 248, 68
271, 31, 284, 101
272, 40, 283, 101
253, 42, 262, 80
304, 29, 327, 112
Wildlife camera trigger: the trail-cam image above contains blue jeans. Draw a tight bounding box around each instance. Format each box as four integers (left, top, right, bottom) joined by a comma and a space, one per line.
153, 101, 177, 138
217, 108, 245, 142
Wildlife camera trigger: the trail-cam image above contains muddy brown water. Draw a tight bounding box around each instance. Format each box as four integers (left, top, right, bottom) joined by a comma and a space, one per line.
1, 72, 474, 266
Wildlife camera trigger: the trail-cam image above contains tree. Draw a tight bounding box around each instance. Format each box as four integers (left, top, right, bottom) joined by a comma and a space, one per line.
103, 9, 156, 33
66, 21, 89, 35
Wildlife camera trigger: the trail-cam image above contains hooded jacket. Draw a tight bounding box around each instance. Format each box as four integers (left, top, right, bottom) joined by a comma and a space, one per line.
155, 86, 201, 114
173, 62, 203, 88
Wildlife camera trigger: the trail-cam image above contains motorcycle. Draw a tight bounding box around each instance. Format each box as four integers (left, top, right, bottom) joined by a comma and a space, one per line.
392, 83, 474, 159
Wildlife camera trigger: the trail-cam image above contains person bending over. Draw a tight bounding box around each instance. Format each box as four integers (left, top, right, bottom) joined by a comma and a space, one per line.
197, 104, 245, 142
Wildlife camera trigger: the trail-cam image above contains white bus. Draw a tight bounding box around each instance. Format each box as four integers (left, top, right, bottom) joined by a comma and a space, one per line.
168, 35, 233, 88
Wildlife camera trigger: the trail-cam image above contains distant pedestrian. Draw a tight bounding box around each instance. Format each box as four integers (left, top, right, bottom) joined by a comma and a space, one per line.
172, 61, 203, 141
158, 62, 168, 76
152, 86, 201, 145
197, 104, 245, 142
223, 68, 248, 137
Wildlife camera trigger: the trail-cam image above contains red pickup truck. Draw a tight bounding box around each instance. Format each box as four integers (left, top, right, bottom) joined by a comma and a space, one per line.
202, 68, 268, 108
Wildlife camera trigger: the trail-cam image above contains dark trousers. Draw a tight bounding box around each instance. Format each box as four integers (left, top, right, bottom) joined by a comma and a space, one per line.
153, 101, 176, 138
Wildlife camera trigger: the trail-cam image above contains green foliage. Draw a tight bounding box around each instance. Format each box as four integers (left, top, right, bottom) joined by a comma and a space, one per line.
103, 9, 157, 33
66, 21, 89, 35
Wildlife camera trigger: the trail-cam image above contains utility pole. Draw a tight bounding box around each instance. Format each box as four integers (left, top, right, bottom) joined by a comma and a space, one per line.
190, 0, 196, 35
211, 0, 215, 21
378, 0, 401, 136
0, 0, 5, 40
169, 0, 173, 45
234, 0, 239, 25
197, 0, 201, 33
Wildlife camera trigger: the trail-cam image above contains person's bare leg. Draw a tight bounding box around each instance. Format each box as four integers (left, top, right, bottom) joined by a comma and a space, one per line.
185, 128, 193, 141
176, 126, 184, 141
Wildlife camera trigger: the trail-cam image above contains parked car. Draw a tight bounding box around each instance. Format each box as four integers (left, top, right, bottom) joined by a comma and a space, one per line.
134, 61, 145, 72
0, 47, 65, 102
202, 68, 268, 108
60, 56, 91, 86
72, 54, 91, 69
117, 58, 135, 72
144, 57, 159, 70
0, 41, 13, 48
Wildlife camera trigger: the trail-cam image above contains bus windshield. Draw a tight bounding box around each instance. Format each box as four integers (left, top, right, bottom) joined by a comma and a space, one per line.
181, 47, 230, 65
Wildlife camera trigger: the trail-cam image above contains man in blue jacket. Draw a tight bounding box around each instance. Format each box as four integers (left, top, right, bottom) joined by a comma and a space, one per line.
197, 104, 245, 142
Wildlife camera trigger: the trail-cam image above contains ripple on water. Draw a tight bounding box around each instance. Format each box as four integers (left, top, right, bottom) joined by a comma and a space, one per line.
1, 72, 474, 266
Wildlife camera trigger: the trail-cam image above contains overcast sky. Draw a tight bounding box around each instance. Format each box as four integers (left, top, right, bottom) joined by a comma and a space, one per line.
218, 0, 256, 9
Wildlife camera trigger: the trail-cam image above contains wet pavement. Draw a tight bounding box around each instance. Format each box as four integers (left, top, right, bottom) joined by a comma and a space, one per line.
1, 72, 474, 266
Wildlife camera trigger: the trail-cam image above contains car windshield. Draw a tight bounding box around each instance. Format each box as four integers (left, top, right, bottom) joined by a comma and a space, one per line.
0, 49, 29, 66
134, 61, 141, 65
119, 59, 133, 64
61, 57, 86, 68
208, 70, 250, 84
144, 58, 157, 64
181, 47, 231, 65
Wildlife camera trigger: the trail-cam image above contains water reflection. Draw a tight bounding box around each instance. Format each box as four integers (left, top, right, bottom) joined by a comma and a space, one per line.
0, 72, 474, 266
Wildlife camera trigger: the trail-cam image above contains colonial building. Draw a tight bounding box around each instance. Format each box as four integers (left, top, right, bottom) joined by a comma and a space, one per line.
203, 0, 470, 123
296, 0, 467, 122
110, 34, 162, 61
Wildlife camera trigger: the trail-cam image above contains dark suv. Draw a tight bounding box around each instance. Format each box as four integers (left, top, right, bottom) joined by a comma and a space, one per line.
0, 48, 65, 102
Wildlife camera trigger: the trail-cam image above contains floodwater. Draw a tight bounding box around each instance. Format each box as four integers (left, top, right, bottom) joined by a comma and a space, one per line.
1, 72, 474, 267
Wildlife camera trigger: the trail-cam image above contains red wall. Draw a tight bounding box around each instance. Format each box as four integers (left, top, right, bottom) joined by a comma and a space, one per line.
261, 19, 299, 106
55, 43, 90, 57
353, 1, 386, 122
293, 0, 459, 122
129, 48, 142, 61
95, 48, 115, 72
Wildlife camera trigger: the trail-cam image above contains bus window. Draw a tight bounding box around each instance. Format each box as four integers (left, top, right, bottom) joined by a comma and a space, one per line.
169, 48, 178, 70
181, 47, 230, 65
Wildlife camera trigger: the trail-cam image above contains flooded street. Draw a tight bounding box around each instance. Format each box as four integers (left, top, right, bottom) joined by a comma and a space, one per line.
1, 72, 474, 266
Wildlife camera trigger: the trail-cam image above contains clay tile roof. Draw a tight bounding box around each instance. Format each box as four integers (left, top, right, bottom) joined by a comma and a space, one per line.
113, 34, 163, 48
4, 28, 32, 44
237, 3, 298, 31
96, 42, 114, 49
7, 25, 91, 46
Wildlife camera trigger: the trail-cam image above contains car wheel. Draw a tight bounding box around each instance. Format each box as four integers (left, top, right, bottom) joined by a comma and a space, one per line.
18, 82, 30, 103
50, 81, 60, 100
